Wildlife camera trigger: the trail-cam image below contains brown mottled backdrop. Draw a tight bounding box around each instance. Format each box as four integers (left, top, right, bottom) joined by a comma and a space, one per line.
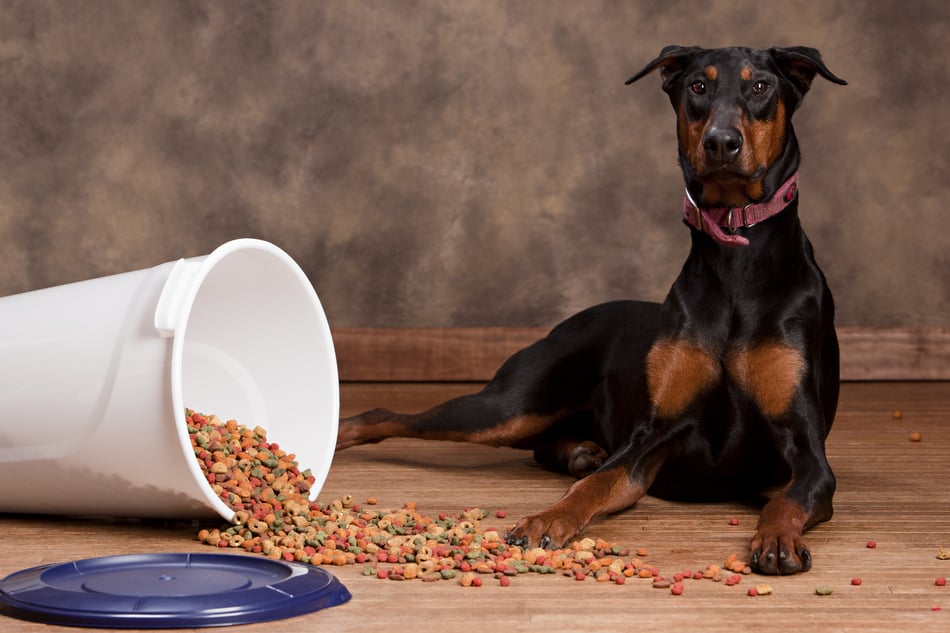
1, 0, 947, 328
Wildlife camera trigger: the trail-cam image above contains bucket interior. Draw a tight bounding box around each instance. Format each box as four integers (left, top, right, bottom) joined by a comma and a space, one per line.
171, 241, 339, 520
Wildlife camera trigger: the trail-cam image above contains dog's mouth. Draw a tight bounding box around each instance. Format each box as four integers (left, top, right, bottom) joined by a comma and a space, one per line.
691, 165, 772, 207
704, 164, 765, 182
695, 165, 767, 191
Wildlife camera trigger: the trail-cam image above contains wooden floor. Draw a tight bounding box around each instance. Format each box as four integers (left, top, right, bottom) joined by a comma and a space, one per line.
0, 381, 947, 632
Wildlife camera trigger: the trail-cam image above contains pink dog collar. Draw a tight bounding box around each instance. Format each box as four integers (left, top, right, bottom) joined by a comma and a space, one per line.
682, 173, 799, 247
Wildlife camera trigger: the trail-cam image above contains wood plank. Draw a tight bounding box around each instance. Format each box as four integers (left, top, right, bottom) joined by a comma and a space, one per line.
333, 326, 950, 382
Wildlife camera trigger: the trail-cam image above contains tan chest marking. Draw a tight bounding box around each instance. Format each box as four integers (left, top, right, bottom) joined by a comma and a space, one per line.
725, 343, 805, 418
646, 339, 721, 418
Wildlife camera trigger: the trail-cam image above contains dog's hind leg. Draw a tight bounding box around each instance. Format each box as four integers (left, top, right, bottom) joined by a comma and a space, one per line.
336, 383, 572, 450
336, 335, 599, 451
336, 301, 661, 456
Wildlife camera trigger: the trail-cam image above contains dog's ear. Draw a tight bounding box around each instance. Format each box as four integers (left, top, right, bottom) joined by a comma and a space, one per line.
625, 45, 702, 91
770, 46, 847, 98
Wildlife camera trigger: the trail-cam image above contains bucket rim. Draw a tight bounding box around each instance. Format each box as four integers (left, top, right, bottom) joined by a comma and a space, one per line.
163, 239, 339, 521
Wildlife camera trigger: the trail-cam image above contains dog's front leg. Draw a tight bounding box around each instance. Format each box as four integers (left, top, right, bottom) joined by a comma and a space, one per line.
504, 462, 650, 549
748, 392, 836, 575
504, 425, 674, 549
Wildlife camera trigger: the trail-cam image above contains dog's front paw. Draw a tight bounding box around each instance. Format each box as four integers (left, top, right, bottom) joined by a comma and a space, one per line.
749, 529, 812, 575
504, 509, 586, 550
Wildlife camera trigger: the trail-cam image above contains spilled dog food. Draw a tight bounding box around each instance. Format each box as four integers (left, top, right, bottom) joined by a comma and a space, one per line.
187, 408, 758, 586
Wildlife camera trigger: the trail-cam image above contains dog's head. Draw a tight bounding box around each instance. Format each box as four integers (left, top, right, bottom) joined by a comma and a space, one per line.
627, 46, 846, 207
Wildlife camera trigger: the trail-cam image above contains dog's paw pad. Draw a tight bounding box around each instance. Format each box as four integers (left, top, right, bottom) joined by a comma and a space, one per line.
568, 442, 609, 478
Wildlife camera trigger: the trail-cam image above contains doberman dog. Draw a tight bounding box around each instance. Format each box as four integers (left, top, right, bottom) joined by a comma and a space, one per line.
337, 46, 846, 575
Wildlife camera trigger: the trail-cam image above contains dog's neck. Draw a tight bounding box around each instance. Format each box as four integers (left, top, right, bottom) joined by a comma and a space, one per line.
682, 171, 800, 248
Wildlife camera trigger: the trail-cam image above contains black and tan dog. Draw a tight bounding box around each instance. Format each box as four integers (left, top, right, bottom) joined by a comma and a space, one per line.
338, 46, 846, 575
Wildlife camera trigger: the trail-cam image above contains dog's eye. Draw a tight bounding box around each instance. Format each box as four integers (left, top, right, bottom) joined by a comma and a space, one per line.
690, 81, 706, 95
752, 80, 770, 95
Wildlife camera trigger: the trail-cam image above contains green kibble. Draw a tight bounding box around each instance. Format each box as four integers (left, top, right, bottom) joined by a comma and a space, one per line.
440, 569, 457, 580
815, 586, 834, 596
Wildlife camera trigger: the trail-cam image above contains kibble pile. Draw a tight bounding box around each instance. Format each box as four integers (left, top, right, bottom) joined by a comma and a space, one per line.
188, 409, 756, 589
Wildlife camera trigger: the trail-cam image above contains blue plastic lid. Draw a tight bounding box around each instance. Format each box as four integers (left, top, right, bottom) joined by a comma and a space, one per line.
0, 552, 351, 629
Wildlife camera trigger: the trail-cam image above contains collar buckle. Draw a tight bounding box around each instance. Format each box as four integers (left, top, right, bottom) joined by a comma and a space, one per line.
727, 204, 756, 234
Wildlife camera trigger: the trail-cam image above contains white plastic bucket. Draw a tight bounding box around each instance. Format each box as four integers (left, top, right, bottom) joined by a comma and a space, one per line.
0, 239, 339, 521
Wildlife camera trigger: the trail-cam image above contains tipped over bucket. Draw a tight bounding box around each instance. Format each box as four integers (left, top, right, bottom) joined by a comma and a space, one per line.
0, 239, 339, 521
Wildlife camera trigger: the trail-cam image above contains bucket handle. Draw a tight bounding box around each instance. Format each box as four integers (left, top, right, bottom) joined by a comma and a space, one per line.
154, 259, 202, 338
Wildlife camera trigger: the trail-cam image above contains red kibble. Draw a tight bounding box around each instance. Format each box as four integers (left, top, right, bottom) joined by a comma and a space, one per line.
936, 577, 947, 586
725, 574, 742, 586
495, 510, 507, 518
729, 518, 740, 526
499, 576, 510, 587
377, 569, 389, 580
747, 588, 759, 597
575, 571, 586, 581
866, 541, 877, 548
472, 576, 483, 587
692, 571, 704, 580
671, 582, 685, 595
851, 578, 862, 586
615, 576, 625, 586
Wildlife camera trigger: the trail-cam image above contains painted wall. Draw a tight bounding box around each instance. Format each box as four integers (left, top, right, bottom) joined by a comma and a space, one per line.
1, 0, 947, 328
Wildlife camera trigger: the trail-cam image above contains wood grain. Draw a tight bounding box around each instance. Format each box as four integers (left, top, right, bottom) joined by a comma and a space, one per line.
1, 382, 948, 632
333, 326, 950, 381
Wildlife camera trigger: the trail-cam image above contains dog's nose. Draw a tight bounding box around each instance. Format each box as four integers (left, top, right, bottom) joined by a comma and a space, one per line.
703, 127, 743, 164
